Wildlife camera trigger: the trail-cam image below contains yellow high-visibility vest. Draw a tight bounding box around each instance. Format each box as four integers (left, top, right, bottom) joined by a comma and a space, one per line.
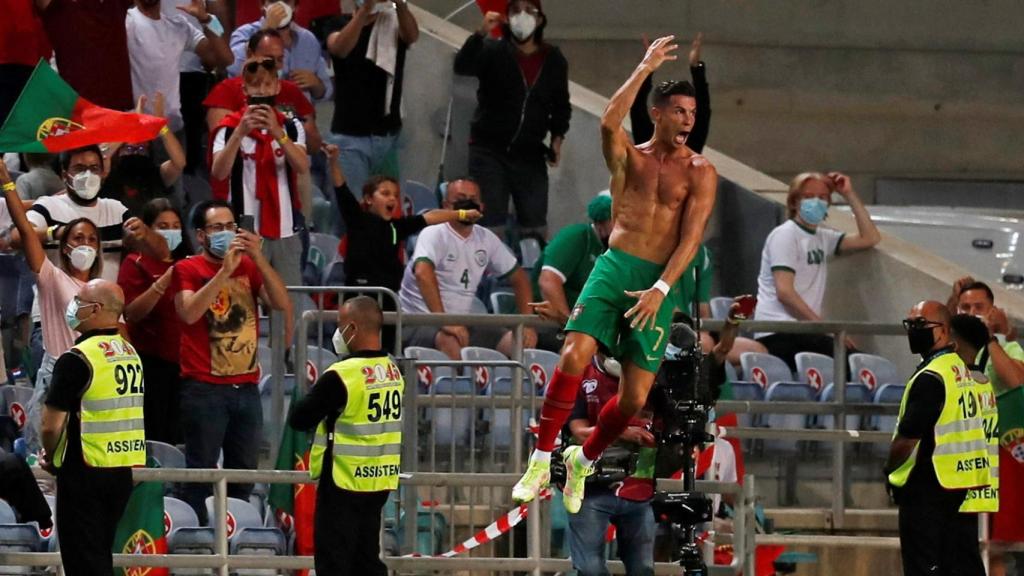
54, 333, 146, 469
888, 351, 991, 492
310, 355, 404, 492
960, 370, 999, 513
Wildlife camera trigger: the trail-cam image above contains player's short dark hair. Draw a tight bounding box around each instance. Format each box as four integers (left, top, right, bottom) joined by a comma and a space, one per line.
950, 313, 990, 350
247, 28, 283, 55
191, 199, 235, 230
960, 281, 995, 303
651, 80, 696, 109
60, 145, 104, 172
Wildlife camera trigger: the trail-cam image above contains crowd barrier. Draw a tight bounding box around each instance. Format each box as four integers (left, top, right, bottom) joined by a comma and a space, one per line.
278, 287, 909, 531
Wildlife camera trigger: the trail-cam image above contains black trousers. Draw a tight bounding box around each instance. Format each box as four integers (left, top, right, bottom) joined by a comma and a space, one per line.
468, 144, 549, 231
899, 503, 985, 576
141, 353, 182, 445
314, 478, 389, 576
56, 467, 133, 576
0, 454, 51, 528
179, 71, 211, 176
756, 333, 838, 372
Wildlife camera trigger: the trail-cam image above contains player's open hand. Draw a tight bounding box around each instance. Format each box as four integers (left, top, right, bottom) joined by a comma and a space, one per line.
623, 287, 666, 331
641, 36, 678, 72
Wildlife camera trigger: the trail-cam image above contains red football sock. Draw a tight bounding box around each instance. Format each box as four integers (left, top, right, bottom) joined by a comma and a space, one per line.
582, 396, 633, 461
535, 368, 584, 452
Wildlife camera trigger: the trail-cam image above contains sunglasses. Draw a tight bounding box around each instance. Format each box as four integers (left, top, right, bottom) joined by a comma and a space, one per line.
902, 318, 942, 331
244, 58, 276, 75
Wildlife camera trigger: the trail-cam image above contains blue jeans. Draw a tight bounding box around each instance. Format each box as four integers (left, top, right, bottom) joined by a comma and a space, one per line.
568, 491, 655, 576
180, 379, 262, 524
325, 132, 400, 203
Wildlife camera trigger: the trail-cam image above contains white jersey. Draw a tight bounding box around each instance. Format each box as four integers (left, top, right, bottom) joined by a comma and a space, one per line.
399, 223, 518, 314
212, 119, 307, 240
754, 219, 844, 337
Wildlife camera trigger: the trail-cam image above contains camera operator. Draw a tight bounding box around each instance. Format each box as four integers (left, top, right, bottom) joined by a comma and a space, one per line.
562, 297, 749, 575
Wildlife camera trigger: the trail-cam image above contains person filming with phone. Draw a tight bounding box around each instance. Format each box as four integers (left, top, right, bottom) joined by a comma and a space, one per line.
752, 172, 880, 371
172, 199, 291, 522
211, 55, 309, 323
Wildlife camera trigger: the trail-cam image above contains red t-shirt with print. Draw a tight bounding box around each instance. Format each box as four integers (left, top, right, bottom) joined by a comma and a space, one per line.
173, 254, 264, 384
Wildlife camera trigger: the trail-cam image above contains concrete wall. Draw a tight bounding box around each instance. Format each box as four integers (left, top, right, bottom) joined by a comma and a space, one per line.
416, 0, 1024, 204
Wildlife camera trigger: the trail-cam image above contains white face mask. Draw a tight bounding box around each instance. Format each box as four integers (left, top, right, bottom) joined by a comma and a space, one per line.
70, 170, 101, 200
332, 324, 355, 356
509, 12, 537, 41
602, 356, 622, 379
68, 245, 97, 271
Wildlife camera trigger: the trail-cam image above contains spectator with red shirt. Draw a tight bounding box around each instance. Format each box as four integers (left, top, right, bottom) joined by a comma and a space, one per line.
210, 57, 309, 324
0, 0, 51, 123
204, 29, 321, 153
173, 199, 290, 522
36, 0, 134, 111
454, 0, 570, 241
117, 198, 193, 444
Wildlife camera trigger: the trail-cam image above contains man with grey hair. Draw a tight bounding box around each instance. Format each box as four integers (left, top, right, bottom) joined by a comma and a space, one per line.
752, 171, 880, 370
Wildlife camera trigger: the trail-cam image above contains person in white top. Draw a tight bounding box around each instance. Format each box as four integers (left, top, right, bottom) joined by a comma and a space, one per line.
126, 0, 232, 133
753, 171, 880, 370
400, 179, 537, 359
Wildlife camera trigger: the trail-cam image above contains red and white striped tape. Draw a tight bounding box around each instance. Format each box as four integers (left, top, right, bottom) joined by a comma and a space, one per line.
403, 489, 553, 558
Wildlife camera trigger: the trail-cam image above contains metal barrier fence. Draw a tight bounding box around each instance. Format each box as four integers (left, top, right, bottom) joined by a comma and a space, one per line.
282, 295, 909, 530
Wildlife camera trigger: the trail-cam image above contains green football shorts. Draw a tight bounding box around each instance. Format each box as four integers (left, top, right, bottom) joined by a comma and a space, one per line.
565, 248, 675, 373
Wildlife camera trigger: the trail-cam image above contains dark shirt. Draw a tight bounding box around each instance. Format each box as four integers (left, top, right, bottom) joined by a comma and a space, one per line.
894, 348, 966, 510
289, 350, 389, 430
325, 16, 407, 136
454, 33, 571, 159
41, 0, 134, 110
46, 328, 123, 473
629, 63, 711, 153
335, 183, 427, 291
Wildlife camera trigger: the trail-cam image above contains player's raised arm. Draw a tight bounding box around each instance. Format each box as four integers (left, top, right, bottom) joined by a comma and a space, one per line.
661, 159, 717, 287
601, 36, 678, 174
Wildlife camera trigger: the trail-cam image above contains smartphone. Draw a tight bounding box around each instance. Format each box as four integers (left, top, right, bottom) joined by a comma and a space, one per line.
734, 295, 756, 320
239, 215, 255, 233
248, 95, 275, 107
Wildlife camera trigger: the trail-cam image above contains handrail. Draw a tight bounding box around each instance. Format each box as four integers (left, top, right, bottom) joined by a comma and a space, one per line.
8, 468, 755, 576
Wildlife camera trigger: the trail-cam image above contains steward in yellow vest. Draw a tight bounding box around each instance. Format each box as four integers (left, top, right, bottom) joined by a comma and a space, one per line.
886, 301, 988, 576
39, 280, 144, 576
290, 296, 404, 576
948, 314, 1001, 514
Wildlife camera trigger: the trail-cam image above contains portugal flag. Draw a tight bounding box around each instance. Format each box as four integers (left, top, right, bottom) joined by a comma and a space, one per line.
0, 60, 166, 153
268, 382, 316, 575
112, 469, 169, 576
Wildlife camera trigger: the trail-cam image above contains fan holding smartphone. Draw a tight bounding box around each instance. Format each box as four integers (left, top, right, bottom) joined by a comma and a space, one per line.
209, 57, 310, 315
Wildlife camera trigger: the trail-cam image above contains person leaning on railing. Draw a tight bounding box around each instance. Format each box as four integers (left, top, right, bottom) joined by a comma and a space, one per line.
752, 171, 881, 371
289, 296, 402, 576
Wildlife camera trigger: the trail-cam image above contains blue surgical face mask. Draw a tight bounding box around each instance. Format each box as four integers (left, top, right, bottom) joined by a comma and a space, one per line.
65, 298, 97, 331
206, 230, 235, 259
799, 197, 829, 225
158, 229, 183, 253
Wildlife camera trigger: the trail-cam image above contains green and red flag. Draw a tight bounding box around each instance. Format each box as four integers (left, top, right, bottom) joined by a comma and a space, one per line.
112, 464, 169, 576
0, 60, 165, 153
268, 381, 317, 576
999, 386, 1024, 464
